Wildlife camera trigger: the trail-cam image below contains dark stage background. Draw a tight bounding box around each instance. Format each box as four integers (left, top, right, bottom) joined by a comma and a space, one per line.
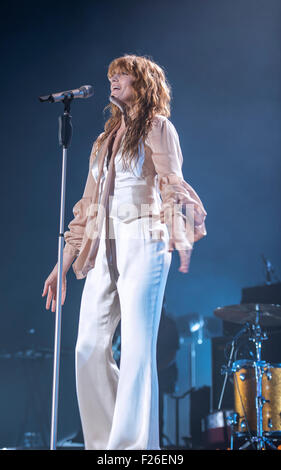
0, 0, 280, 449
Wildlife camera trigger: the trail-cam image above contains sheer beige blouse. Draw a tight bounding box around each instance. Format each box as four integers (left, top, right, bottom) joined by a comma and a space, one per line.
63, 115, 207, 280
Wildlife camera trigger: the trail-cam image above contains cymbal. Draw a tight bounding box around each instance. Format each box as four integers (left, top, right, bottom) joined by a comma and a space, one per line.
214, 303, 281, 327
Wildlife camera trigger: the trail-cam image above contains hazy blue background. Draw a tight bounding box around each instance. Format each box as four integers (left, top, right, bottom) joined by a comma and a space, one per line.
0, 0, 280, 448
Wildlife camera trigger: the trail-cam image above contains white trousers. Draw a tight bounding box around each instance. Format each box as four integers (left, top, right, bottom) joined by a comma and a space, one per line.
75, 213, 172, 450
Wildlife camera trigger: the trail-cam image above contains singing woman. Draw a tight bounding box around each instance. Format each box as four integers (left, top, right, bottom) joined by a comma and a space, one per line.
42, 54, 207, 450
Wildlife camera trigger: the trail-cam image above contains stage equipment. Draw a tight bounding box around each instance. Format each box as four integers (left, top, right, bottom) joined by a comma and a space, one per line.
223, 282, 281, 338
189, 386, 211, 449
39, 87, 93, 450
171, 313, 221, 448
0, 346, 72, 449
201, 409, 233, 449
232, 359, 281, 434
39, 85, 93, 103
214, 302, 281, 450
173, 312, 222, 390
211, 337, 235, 411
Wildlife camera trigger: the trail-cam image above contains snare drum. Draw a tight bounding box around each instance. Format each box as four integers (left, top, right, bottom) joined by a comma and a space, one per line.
232, 360, 281, 435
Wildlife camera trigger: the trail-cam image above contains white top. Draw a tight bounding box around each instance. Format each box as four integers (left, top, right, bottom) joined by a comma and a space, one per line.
91, 135, 162, 222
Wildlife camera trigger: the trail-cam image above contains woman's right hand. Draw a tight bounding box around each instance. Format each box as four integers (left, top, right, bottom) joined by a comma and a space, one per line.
42, 264, 67, 313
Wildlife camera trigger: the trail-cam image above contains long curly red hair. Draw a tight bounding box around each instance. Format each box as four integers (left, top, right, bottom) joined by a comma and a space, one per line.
94, 54, 172, 172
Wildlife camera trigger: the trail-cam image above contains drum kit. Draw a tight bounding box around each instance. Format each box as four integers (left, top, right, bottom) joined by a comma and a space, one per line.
214, 302, 281, 450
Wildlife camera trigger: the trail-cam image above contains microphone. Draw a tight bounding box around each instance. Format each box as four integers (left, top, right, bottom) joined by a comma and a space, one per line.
39, 85, 94, 103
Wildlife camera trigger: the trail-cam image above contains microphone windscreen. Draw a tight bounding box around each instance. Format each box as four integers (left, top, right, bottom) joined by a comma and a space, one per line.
80, 85, 94, 98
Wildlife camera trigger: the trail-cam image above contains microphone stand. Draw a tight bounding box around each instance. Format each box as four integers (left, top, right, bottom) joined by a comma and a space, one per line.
50, 95, 73, 450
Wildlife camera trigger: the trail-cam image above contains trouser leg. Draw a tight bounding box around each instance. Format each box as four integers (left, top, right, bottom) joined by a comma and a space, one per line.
106, 217, 172, 450
75, 219, 120, 450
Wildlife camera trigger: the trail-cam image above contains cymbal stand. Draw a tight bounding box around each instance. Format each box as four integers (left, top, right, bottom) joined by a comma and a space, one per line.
218, 341, 235, 412
218, 324, 253, 450
218, 323, 250, 410
250, 304, 277, 450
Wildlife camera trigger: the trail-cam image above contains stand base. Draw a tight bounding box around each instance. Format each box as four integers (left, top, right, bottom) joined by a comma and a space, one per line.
231, 431, 280, 450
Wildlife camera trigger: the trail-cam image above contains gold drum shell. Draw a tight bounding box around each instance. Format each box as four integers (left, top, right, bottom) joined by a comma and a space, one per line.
233, 360, 281, 433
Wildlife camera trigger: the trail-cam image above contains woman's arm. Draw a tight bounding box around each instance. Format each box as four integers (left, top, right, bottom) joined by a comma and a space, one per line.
42, 134, 103, 311
145, 116, 207, 270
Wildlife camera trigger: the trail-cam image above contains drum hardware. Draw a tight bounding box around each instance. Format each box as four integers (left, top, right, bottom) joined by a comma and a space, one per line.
265, 368, 272, 381
214, 303, 281, 328
231, 364, 256, 448
216, 324, 255, 449
217, 323, 250, 411
220, 361, 256, 448
250, 305, 276, 450
214, 302, 281, 450
268, 418, 273, 429
226, 411, 252, 450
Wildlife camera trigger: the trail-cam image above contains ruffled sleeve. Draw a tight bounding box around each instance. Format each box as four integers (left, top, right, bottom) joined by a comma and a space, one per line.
63, 136, 101, 258
145, 116, 207, 251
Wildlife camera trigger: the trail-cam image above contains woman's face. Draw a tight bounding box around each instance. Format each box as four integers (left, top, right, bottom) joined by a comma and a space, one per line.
109, 71, 135, 107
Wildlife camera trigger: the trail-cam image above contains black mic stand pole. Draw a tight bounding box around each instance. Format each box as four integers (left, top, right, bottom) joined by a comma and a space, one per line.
50, 95, 73, 450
